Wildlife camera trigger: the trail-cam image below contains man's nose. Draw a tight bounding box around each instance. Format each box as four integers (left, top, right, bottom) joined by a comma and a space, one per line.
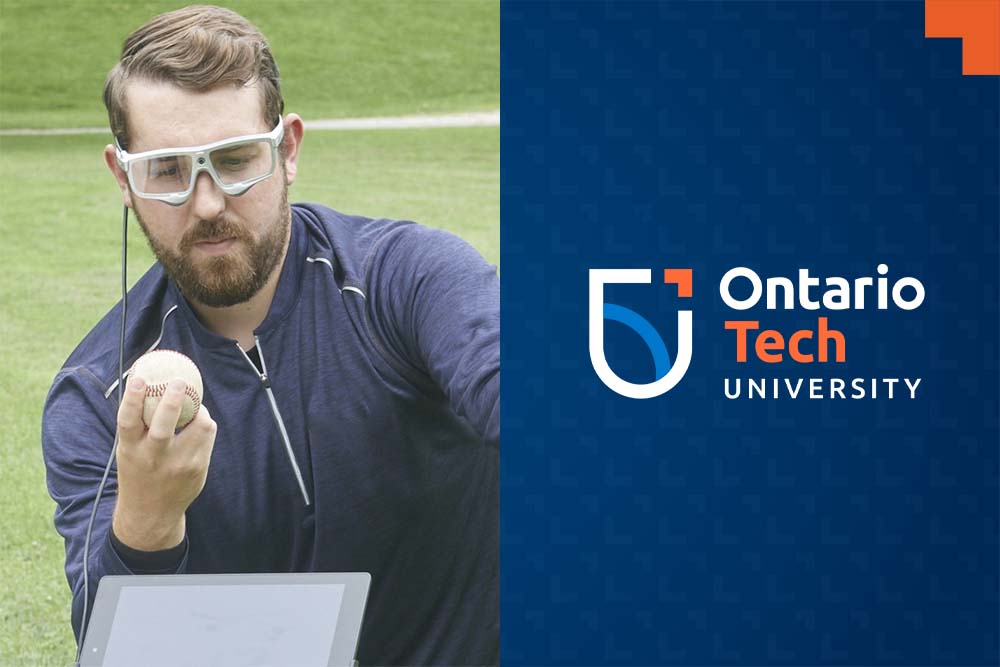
189, 171, 225, 221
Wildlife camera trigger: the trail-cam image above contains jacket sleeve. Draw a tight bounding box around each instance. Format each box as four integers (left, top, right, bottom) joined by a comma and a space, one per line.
41, 368, 190, 641
366, 224, 500, 447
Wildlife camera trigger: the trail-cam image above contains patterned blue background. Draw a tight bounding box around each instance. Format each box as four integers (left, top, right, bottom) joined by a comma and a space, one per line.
500, 1, 999, 664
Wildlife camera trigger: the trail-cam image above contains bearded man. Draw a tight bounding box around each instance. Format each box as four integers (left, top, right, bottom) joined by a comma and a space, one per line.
41, 5, 499, 665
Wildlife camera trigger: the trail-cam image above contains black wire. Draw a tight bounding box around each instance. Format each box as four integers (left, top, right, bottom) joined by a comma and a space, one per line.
76, 204, 129, 665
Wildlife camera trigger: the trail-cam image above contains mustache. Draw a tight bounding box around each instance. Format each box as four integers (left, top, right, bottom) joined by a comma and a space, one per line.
179, 216, 248, 252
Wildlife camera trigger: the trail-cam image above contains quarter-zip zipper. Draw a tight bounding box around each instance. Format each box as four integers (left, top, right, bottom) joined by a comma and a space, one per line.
236, 336, 312, 507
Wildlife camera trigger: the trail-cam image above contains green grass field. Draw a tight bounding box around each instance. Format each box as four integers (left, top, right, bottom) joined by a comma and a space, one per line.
0, 2, 498, 664
0, 0, 499, 129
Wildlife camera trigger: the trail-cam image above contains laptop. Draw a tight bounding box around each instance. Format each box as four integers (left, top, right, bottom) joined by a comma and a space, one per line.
79, 573, 370, 667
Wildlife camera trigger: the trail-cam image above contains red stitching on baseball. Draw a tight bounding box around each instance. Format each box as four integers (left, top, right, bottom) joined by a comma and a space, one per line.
185, 385, 202, 412
146, 383, 167, 398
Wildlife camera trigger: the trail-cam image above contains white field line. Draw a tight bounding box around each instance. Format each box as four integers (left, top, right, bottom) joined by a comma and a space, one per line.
0, 110, 500, 136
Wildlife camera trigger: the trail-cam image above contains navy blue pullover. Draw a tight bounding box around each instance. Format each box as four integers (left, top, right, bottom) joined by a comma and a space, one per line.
42, 204, 499, 665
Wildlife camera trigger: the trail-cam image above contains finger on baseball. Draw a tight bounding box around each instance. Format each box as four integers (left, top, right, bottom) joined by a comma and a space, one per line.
195, 403, 216, 434
117, 376, 148, 441
147, 378, 187, 443
176, 404, 216, 446
174, 404, 217, 464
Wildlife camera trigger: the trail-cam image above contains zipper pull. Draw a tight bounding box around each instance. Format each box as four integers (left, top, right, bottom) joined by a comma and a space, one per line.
259, 373, 272, 389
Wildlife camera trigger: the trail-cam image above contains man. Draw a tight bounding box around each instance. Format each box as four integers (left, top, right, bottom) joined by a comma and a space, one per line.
41, 5, 499, 665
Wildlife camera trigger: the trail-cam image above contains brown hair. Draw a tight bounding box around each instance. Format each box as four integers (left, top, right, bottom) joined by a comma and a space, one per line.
104, 5, 283, 150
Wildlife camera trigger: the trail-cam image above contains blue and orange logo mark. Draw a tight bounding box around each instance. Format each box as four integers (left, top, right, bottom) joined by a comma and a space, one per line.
926, 0, 1000, 75
589, 268, 692, 399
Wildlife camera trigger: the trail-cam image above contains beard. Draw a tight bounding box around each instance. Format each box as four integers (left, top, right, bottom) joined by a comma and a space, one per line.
135, 186, 290, 308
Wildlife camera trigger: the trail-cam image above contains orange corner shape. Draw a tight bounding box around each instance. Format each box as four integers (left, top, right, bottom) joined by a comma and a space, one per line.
926, 0, 1000, 75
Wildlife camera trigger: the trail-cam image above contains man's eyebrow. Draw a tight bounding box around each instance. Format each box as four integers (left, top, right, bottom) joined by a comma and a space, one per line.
138, 129, 267, 153
214, 143, 255, 154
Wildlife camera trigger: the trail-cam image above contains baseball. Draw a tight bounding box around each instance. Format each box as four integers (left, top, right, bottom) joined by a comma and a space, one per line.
128, 349, 204, 430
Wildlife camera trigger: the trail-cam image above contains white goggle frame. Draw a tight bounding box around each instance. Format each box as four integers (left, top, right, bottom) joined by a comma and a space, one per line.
115, 118, 285, 206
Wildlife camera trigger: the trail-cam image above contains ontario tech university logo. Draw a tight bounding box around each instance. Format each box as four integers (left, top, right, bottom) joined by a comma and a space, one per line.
588, 269, 693, 399
590, 264, 926, 402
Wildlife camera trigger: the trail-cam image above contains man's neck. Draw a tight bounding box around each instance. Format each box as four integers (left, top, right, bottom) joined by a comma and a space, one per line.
190, 282, 276, 351
188, 236, 290, 351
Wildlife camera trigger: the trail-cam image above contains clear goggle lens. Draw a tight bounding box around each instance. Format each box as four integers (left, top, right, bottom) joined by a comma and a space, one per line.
130, 139, 275, 197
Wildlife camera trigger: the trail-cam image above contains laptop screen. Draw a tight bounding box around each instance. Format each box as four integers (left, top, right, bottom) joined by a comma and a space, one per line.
101, 583, 346, 666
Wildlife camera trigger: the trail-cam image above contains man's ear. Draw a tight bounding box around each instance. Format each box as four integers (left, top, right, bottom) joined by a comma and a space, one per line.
103, 144, 133, 208
280, 113, 305, 186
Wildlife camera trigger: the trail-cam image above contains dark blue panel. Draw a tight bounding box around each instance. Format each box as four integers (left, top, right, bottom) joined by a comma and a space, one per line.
501, 1, 999, 665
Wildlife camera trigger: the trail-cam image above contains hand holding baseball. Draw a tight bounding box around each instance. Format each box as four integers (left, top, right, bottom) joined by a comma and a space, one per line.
113, 352, 217, 551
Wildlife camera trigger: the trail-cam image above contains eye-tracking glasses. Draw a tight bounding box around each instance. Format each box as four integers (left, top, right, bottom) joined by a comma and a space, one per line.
115, 118, 285, 206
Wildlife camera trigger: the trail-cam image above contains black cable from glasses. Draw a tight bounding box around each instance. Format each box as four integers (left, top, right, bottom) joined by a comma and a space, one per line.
75, 203, 129, 666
